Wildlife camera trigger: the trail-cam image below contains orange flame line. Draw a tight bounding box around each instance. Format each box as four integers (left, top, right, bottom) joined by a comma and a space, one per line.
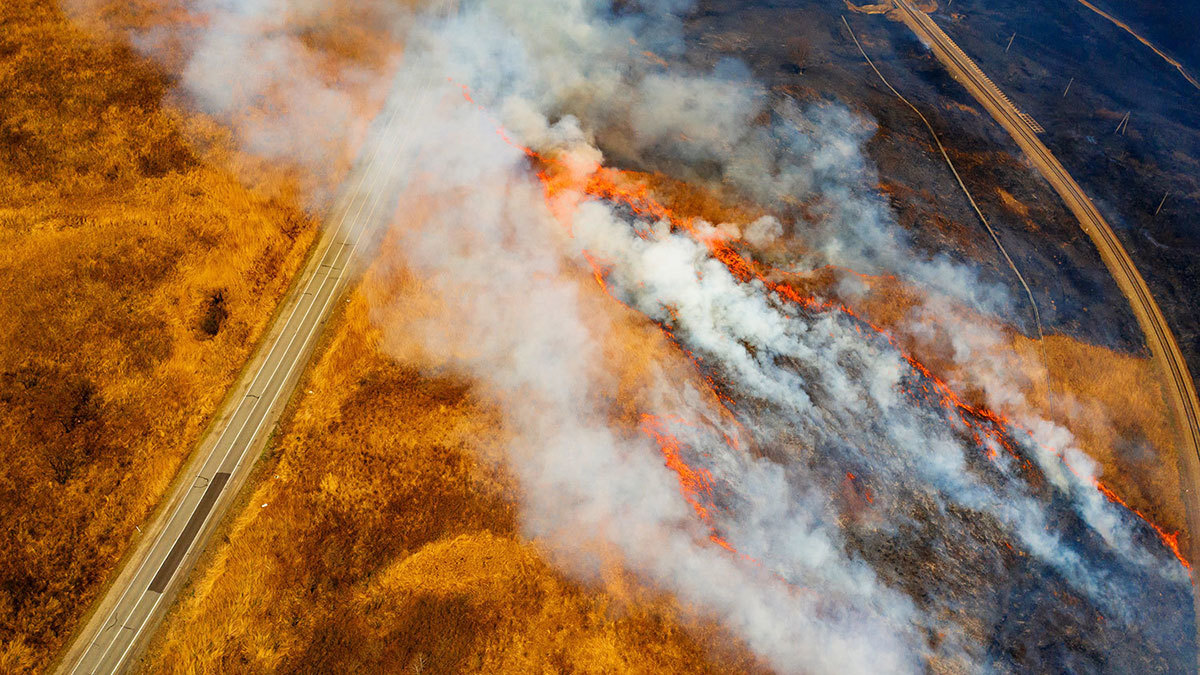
639, 414, 761, 566
455, 81, 1189, 572
1096, 480, 1189, 569
559, 158, 1191, 571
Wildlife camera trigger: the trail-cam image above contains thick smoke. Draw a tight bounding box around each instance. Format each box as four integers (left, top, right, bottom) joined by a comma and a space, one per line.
90, 0, 1193, 671
367, 82, 925, 670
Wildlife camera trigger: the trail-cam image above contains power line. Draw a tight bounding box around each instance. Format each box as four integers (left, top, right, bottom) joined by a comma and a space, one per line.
841, 14, 1053, 409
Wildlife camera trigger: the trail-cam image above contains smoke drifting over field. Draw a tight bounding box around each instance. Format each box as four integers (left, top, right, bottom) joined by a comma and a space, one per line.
102, 0, 1193, 671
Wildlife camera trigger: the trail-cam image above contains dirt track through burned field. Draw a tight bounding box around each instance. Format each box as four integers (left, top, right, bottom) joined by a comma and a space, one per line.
1070, 0, 1200, 93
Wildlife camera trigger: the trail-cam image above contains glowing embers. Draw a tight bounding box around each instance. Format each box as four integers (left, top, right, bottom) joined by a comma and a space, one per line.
1096, 480, 1189, 569
638, 414, 752, 559
639, 415, 718, 522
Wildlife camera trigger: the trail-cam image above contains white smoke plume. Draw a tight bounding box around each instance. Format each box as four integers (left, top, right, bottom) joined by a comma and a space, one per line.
65, 0, 418, 203
367, 83, 926, 670
84, 0, 1193, 671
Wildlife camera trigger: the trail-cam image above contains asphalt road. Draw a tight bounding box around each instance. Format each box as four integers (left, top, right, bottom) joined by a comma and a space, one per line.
892, 0, 1200, 648
55, 82, 423, 674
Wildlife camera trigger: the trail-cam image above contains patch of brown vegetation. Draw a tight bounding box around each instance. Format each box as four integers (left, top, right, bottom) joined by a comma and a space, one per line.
995, 188, 1030, 218
1014, 333, 1183, 539
0, 1, 319, 671
946, 100, 981, 117
994, 187, 1039, 232
139, 271, 766, 674
637, 171, 768, 226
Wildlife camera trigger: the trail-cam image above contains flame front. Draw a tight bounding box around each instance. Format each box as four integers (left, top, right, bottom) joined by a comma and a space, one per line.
453, 77, 1189, 615
532, 145, 1190, 573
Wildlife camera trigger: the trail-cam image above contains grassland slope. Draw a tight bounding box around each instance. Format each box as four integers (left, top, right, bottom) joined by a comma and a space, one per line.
0, 1, 317, 670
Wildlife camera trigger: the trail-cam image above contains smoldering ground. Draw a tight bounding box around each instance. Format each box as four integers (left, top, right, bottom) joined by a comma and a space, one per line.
93, 0, 1196, 672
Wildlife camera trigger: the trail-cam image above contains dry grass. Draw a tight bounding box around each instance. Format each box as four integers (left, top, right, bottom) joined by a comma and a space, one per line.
139, 272, 765, 674
994, 188, 1030, 218
0, 1, 318, 670
639, 172, 768, 226
1013, 333, 1184, 538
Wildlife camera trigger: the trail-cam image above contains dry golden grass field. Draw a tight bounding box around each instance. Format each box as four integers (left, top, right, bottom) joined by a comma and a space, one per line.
0, 1, 319, 670
0, 1, 1186, 670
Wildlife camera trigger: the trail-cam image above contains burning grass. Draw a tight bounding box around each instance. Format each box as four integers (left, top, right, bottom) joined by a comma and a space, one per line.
826, 273, 1187, 551
533, 152, 1189, 565
137, 97, 1188, 672
153, 146, 1187, 670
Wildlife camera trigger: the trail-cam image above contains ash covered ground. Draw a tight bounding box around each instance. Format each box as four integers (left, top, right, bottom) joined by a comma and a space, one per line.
681, 0, 1200, 403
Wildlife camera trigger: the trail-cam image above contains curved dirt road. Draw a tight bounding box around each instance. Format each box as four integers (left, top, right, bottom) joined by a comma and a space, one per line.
891, 0, 1200, 645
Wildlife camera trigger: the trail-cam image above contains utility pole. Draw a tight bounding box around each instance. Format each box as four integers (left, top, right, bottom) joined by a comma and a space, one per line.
1155, 191, 1169, 216
1005, 33, 1015, 53
1062, 76, 1074, 97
